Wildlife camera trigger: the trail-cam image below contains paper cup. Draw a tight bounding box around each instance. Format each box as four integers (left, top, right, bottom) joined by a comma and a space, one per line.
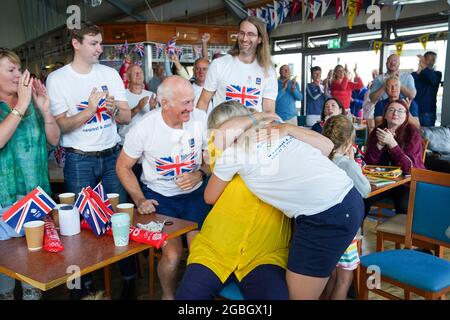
117, 203, 135, 226
107, 193, 120, 212
23, 220, 45, 251
59, 205, 81, 236
111, 213, 130, 246
59, 192, 75, 205
51, 204, 64, 228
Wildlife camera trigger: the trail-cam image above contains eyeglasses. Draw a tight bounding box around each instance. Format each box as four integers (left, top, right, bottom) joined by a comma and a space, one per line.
386, 108, 406, 115
238, 31, 258, 39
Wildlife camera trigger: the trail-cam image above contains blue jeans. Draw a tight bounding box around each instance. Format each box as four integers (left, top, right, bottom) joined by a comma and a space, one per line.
63, 149, 135, 283
419, 113, 436, 127
0, 273, 34, 294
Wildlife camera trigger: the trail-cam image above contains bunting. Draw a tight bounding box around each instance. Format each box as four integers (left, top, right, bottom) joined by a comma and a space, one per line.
321, 0, 331, 16
373, 40, 383, 54
419, 34, 429, 49
347, 0, 358, 29
395, 42, 405, 56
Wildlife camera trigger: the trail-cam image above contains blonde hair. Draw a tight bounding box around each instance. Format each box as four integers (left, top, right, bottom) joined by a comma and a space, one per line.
322, 115, 355, 160
229, 16, 273, 75
207, 101, 250, 130
0, 48, 21, 66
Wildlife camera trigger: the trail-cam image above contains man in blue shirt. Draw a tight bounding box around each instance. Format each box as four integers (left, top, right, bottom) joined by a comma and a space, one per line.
275, 64, 302, 125
374, 76, 420, 128
306, 66, 329, 127
411, 51, 442, 127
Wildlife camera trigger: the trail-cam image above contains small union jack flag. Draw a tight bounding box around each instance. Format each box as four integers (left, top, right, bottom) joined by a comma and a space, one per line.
92, 182, 114, 216
77, 98, 111, 124
75, 187, 111, 236
2, 187, 56, 233
225, 85, 261, 107
165, 36, 177, 56
133, 42, 145, 57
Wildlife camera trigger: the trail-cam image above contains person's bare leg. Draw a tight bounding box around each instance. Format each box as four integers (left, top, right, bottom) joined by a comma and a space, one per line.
330, 269, 353, 300
158, 237, 183, 300
286, 270, 329, 300
320, 269, 337, 300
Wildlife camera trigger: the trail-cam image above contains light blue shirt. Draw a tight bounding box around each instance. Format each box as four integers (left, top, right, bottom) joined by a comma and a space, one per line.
370, 72, 416, 101
275, 79, 303, 121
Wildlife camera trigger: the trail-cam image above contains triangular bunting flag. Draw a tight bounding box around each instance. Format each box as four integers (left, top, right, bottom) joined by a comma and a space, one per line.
373, 40, 383, 54
395, 5, 403, 20
336, 0, 343, 19
419, 34, 429, 50
347, 0, 358, 29
395, 42, 405, 56
321, 0, 332, 16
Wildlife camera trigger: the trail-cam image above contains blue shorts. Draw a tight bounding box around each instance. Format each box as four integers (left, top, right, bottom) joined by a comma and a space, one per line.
142, 182, 211, 229
287, 187, 364, 278
176, 263, 288, 300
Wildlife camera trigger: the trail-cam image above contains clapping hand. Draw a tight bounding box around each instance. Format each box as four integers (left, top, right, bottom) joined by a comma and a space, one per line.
32, 79, 50, 113
376, 128, 397, 149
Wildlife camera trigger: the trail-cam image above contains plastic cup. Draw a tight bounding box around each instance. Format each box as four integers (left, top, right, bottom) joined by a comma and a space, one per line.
23, 220, 45, 251
110, 213, 130, 247
116, 203, 135, 226
107, 193, 120, 212
59, 192, 75, 205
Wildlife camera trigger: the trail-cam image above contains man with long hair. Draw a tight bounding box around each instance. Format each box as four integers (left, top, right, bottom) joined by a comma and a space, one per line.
196, 16, 277, 114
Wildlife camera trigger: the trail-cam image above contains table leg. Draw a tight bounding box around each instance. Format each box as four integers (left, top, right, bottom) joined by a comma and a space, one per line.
103, 266, 112, 300
149, 247, 155, 299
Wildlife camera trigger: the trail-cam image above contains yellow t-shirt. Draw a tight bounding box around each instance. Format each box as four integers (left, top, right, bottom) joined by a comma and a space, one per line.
187, 137, 292, 282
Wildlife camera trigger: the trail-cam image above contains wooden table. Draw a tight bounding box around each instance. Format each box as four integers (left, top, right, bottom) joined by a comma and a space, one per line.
367, 175, 411, 198
0, 211, 197, 299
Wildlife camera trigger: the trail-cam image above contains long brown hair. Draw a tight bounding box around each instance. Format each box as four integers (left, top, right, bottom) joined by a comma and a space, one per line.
228, 16, 273, 75
322, 115, 355, 160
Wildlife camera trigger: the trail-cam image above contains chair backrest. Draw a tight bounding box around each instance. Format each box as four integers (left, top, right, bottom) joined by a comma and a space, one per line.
421, 138, 429, 163
405, 168, 450, 249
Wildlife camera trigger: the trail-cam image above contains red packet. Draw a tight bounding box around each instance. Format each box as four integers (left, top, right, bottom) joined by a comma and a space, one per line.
81, 220, 168, 249
43, 216, 64, 253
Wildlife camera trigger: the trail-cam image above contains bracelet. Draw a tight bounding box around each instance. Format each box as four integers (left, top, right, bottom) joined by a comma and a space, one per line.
11, 108, 24, 119
113, 106, 120, 118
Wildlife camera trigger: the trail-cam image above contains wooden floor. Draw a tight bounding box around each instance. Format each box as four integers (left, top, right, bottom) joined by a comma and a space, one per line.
30, 217, 450, 300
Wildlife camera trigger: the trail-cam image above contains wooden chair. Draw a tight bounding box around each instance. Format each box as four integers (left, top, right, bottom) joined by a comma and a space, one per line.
369, 138, 429, 226
359, 168, 450, 300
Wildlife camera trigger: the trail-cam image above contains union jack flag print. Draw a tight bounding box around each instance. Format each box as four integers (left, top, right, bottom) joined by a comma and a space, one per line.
225, 85, 261, 107
2, 187, 56, 233
75, 187, 111, 236
92, 182, 114, 217
155, 153, 196, 177
77, 98, 111, 124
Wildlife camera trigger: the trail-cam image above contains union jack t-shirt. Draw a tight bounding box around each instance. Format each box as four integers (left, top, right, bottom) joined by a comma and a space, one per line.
123, 108, 208, 197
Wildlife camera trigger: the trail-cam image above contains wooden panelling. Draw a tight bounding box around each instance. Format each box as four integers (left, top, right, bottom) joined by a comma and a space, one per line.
99, 22, 237, 45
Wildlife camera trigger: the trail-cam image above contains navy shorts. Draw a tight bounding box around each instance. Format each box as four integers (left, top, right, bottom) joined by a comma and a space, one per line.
142, 182, 212, 229
287, 187, 364, 278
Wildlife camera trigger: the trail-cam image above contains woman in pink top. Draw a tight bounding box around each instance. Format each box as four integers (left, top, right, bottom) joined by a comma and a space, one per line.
330, 64, 364, 113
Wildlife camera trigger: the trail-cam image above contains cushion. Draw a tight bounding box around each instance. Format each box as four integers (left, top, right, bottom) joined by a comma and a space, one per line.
422, 126, 450, 155
376, 214, 407, 236
218, 281, 244, 300
361, 250, 450, 292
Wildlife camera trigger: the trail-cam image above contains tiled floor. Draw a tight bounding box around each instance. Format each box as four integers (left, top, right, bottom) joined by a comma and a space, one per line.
29, 217, 449, 300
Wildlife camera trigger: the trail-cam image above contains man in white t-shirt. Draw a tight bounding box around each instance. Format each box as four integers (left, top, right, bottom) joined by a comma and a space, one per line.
116, 76, 212, 300
197, 16, 277, 114
46, 22, 134, 300
119, 64, 157, 144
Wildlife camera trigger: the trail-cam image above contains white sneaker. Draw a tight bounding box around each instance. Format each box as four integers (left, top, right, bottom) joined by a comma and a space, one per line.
0, 291, 14, 300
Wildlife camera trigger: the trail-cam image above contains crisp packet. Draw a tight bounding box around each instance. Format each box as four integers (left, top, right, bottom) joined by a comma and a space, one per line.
137, 221, 164, 233
43, 216, 64, 253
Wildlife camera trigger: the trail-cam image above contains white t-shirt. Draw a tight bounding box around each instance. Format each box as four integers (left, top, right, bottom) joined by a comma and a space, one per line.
203, 54, 277, 112
118, 88, 156, 144
213, 136, 354, 218
47, 63, 127, 151
123, 108, 208, 197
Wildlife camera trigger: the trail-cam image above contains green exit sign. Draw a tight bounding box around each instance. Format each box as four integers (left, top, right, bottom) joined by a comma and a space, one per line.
328, 38, 341, 49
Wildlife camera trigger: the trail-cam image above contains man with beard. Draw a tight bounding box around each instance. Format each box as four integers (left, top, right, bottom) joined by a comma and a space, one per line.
196, 16, 277, 114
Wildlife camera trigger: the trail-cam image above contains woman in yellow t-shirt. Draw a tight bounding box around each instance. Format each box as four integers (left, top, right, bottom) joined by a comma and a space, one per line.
176, 107, 292, 300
